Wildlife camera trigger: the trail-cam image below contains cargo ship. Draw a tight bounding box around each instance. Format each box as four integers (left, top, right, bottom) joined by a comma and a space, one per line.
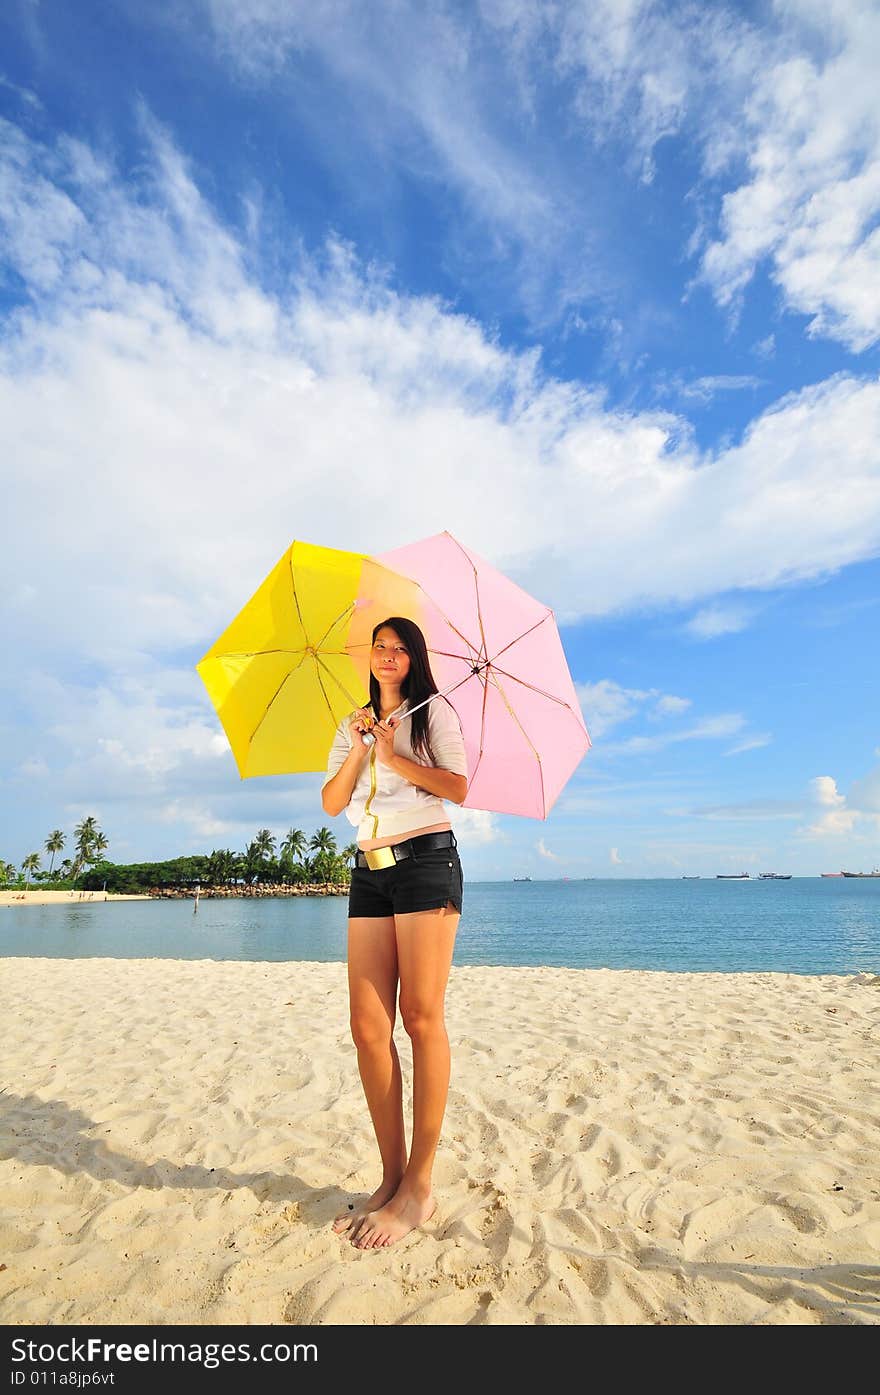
841, 869, 880, 878
758, 872, 791, 879
820, 872, 843, 878
716, 873, 750, 879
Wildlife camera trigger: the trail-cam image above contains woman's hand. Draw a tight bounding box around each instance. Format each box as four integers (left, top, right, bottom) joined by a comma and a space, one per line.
348, 708, 375, 748
372, 716, 400, 769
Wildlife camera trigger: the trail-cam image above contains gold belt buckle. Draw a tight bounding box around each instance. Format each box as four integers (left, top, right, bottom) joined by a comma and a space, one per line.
364, 846, 396, 871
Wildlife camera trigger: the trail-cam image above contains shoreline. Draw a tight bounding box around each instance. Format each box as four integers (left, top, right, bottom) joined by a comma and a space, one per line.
1, 957, 877, 1324
0, 885, 347, 906
0, 889, 152, 906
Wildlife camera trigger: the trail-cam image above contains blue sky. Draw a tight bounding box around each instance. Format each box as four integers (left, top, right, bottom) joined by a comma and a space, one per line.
1, 0, 879, 878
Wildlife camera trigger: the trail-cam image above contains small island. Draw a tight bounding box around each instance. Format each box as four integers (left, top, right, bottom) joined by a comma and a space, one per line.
2, 819, 354, 903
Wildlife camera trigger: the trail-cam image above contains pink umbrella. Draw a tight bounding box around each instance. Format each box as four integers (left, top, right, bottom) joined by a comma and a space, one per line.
353, 532, 591, 819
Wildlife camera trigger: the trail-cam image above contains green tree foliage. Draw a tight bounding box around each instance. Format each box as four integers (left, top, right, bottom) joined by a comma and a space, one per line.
22, 824, 352, 893
70, 816, 107, 882
45, 830, 65, 875
21, 853, 41, 884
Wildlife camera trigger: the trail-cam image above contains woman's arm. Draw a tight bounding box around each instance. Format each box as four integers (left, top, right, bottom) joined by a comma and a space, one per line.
322, 743, 369, 816
322, 714, 371, 816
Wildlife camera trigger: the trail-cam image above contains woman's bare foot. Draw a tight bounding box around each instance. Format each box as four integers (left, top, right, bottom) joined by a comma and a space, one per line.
350, 1187, 436, 1249
332, 1180, 401, 1236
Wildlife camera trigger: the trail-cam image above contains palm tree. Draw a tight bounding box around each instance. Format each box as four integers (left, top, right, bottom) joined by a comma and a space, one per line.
219, 849, 239, 885
1, 862, 16, 885
254, 828, 276, 860
309, 828, 337, 884
330, 853, 353, 884
310, 827, 337, 858
249, 829, 275, 885
341, 842, 358, 862
93, 832, 109, 860
72, 816, 100, 880
45, 830, 65, 875
243, 841, 263, 885
21, 853, 41, 885
281, 828, 307, 862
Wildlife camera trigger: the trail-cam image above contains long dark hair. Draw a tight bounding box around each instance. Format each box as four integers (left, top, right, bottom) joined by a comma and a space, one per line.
369, 616, 437, 764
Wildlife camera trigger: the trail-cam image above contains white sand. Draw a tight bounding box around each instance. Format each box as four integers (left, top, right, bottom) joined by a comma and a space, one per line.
1, 891, 151, 906
0, 958, 878, 1325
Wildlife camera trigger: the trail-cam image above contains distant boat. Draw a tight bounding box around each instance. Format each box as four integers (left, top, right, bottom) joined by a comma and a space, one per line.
681, 875, 701, 879
716, 873, 750, 879
841, 869, 880, 878
821, 872, 843, 878
512, 876, 532, 882
758, 873, 792, 880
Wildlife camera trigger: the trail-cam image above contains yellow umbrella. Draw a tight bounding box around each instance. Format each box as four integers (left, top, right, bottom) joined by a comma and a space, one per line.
197, 539, 423, 777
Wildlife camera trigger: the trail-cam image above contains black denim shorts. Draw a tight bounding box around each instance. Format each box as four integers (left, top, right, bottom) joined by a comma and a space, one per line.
348, 844, 464, 919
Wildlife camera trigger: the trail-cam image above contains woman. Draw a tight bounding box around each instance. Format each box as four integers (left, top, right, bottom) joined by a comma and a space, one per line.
322, 616, 468, 1249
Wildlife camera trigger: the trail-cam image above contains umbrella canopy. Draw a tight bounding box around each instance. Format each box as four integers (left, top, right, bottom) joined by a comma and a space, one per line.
197, 539, 422, 776
351, 531, 591, 819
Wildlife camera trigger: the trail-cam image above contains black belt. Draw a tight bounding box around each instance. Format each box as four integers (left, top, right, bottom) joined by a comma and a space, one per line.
355, 830, 456, 871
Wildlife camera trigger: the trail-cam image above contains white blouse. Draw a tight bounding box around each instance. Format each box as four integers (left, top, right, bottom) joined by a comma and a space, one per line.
322, 697, 468, 843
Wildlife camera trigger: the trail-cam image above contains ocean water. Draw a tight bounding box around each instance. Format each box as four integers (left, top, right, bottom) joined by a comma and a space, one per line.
2, 879, 879, 975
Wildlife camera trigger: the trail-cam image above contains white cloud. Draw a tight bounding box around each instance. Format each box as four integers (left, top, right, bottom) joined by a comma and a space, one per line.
156, 799, 232, 839
724, 734, 773, 756
5, 116, 877, 666
654, 695, 691, 717
798, 771, 880, 839
449, 808, 501, 844
812, 775, 846, 808
606, 713, 747, 755
0, 77, 43, 110
544, 0, 759, 181
172, 2, 880, 351
684, 605, 752, 639
537, 837, 560, 861
659, 374, 764, 405
575, 680, 651, 737
576, 681, 692, 737
699, 1, 880, 350
610, 846, 622, 865
2, 116, 880, 845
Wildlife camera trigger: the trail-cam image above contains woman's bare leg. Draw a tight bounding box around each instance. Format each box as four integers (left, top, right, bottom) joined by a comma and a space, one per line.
332, 915, 407, 1234
351, 902, 459, 1248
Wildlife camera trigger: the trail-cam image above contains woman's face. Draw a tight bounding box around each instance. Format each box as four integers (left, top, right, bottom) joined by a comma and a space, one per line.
371, 626, 411, 685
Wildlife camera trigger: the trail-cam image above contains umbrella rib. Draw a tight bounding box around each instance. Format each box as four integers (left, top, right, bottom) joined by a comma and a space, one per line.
464, 669, 490, 796
288, 555, 311, 647
313, 659, 345, 729
249, 651, 309, 745
422, 599, 481, 662
213, 647, 350, 660
490, 663, 585, 713
314, 601, 356, 653
473, 568, 488, 664
444, 532, 488, 664
428, 648, 479, 663
399, 565, 481, 662
486, 669, 547, 817
489, 612, 552, 666
313, 652, 364, 713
